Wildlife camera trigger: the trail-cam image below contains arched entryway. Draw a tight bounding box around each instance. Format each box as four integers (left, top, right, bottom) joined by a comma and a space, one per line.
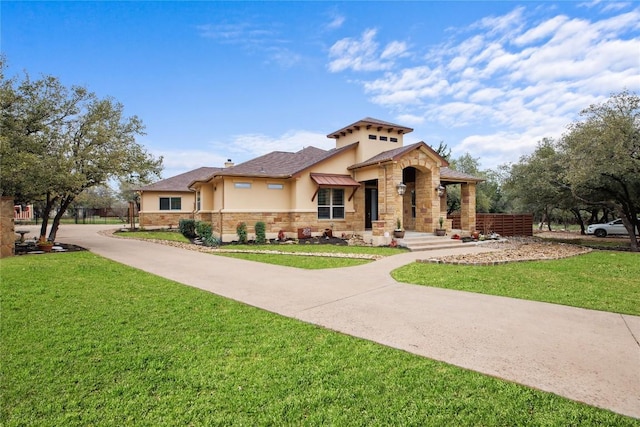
399, 165, 439, 232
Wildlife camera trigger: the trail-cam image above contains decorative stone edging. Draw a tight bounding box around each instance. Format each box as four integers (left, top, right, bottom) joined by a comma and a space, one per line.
417, 241, 593, 266
104, 229, 383, 260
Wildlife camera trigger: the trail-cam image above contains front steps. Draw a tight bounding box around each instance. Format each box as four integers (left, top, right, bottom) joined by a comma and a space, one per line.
397, 232, 466, 252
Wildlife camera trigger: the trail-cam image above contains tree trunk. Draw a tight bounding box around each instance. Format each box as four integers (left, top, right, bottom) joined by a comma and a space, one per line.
570, 208, 586, 235
48, 194, 75, 242
39, 192, 58, 241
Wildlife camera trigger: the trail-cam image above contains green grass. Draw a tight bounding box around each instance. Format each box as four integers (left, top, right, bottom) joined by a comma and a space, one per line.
392, 251, 640, 315
2, 253, 636, 426
217, 252, 372, 268
113, 232, 404, 268
114, 230, 191, 243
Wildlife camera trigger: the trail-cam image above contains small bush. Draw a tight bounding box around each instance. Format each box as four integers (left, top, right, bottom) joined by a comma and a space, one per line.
236, 222, 247, 244
255, 221, 266, 244
179, 219, 196, 238
203, 235, 220, 247
196, 221, 212, 239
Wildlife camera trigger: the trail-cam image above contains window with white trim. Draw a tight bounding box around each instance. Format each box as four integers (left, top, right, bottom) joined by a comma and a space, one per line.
159, 197, 181, 211
234, 182, 251, 189
317, 188, 344, 219
268, 183, 284, 190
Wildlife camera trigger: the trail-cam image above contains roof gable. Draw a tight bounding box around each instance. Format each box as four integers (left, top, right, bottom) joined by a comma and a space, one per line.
327, 117, 413, 139
139, 167, 222, 192
348, 141, 448, 170
216, 143, 357, 178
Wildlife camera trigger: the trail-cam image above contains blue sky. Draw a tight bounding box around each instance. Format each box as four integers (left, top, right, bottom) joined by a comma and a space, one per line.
3, 1, 639, 178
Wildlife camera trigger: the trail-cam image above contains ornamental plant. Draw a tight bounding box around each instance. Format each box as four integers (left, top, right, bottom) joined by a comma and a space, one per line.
236, 222, 247, 244
255, 221, 266, 244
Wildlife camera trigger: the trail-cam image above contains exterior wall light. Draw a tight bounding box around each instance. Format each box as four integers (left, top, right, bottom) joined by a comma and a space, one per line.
396, 182, 407, 196
436, 184, 445, 197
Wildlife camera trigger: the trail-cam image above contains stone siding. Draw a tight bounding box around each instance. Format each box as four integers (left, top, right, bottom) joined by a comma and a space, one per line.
140, 212, 194, 228
1, 197, 15, 258
216, 211, 357, 242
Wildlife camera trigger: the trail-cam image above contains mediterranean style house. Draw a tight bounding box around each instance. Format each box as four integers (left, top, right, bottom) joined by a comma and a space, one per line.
138, 118, 482, 245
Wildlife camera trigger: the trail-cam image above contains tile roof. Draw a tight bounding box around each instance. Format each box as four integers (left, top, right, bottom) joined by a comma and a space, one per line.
327, 117, 414, 139
215, 143, 358, 178
440, 167, 485, 182
139, 167, 222, 192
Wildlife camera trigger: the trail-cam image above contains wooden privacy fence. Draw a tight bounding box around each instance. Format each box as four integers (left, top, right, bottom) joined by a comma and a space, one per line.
449, 213, 533, 236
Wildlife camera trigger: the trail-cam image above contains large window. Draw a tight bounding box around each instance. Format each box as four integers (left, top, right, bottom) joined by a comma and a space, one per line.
317, 188, 344, 219
159, 197, 181, 211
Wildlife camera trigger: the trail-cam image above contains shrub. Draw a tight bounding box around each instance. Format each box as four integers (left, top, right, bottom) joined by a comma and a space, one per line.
255, 221, 266, 244
203, 235, 220, 247
236, 222, 247, 244
195, 221, 212, 239
179, 219, 196, 238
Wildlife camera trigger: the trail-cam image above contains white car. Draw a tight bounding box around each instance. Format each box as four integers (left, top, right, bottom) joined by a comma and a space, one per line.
586, 219, 639, 237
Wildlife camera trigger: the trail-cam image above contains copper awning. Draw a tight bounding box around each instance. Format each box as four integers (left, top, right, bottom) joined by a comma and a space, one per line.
310, 173, 361, 201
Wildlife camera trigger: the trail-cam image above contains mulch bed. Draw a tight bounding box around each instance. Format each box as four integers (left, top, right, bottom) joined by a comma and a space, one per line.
14, 242, 87, 256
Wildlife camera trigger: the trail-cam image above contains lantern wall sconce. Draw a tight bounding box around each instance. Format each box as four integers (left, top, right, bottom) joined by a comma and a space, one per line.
396, 182, 407, 196
436, 184, 445, 197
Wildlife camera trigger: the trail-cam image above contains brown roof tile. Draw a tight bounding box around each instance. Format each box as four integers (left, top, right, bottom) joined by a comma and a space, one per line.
139, 167, 222, 192
328, 117, 414, 139
216, 143, 357, 178
440, 167, 485, 182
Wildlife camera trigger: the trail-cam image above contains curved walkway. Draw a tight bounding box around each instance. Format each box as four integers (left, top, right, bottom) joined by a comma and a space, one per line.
30, 224, 640, 418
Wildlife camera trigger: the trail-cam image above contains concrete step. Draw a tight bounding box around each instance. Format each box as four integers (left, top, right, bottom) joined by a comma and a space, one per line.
397, 233, 466, 252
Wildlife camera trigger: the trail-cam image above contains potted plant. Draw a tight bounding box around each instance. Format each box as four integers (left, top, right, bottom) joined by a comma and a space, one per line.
36, 236, 53, 252
435, 217, 446, 236
394, 218, 405, 238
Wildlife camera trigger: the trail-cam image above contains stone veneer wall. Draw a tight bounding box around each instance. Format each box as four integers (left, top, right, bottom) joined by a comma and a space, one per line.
139, 212, 194, 228
1, 196, 15, 258
216, 211, 357, 242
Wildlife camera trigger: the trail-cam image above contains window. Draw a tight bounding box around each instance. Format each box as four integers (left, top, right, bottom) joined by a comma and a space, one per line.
196, 192, 201, 211
159, 197, 181, 211
390, 137, 398, 143
411, 190, 416, 218
234, 182, 251, 189
317, 188, 345, 219
268, 183, 284, 190
368, 134, 377, 140
380, 136, 388, 141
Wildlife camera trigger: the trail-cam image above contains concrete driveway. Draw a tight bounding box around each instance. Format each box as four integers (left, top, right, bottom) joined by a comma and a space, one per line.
22, 224, 640, 419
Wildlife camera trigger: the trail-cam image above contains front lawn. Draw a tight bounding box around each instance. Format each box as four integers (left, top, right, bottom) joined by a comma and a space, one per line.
2, 253, 636, 426
392, 251, 640, 315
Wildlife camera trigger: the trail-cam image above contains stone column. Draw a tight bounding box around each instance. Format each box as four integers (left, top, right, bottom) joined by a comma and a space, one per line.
460, 183, 477, 232
1, 197, 15, 258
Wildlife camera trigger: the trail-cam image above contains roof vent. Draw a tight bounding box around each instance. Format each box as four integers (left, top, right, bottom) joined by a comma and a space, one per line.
224, 159, 234, 168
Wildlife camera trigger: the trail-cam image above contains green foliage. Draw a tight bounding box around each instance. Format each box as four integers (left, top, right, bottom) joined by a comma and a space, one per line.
255, 221, 266, 244
0, 60, 162, 241
202, 234, 221, 247
561, 90, 640, 250
195, 221, 212, 239
236, 221, 247, 244
178, 219, 196, 238
1, 253, 633, 425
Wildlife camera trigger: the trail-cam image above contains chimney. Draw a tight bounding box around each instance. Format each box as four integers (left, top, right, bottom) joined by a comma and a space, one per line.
224, 159, 234, 168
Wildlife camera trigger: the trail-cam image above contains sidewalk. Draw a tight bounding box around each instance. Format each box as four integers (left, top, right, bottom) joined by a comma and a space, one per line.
48, 225, 640, 418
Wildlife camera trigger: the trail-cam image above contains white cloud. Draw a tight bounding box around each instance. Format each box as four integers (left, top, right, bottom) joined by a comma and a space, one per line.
334, 4, 640, 168
327, 13, 345, 30
154, 130, 334, 177
328, 28, 408, 72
